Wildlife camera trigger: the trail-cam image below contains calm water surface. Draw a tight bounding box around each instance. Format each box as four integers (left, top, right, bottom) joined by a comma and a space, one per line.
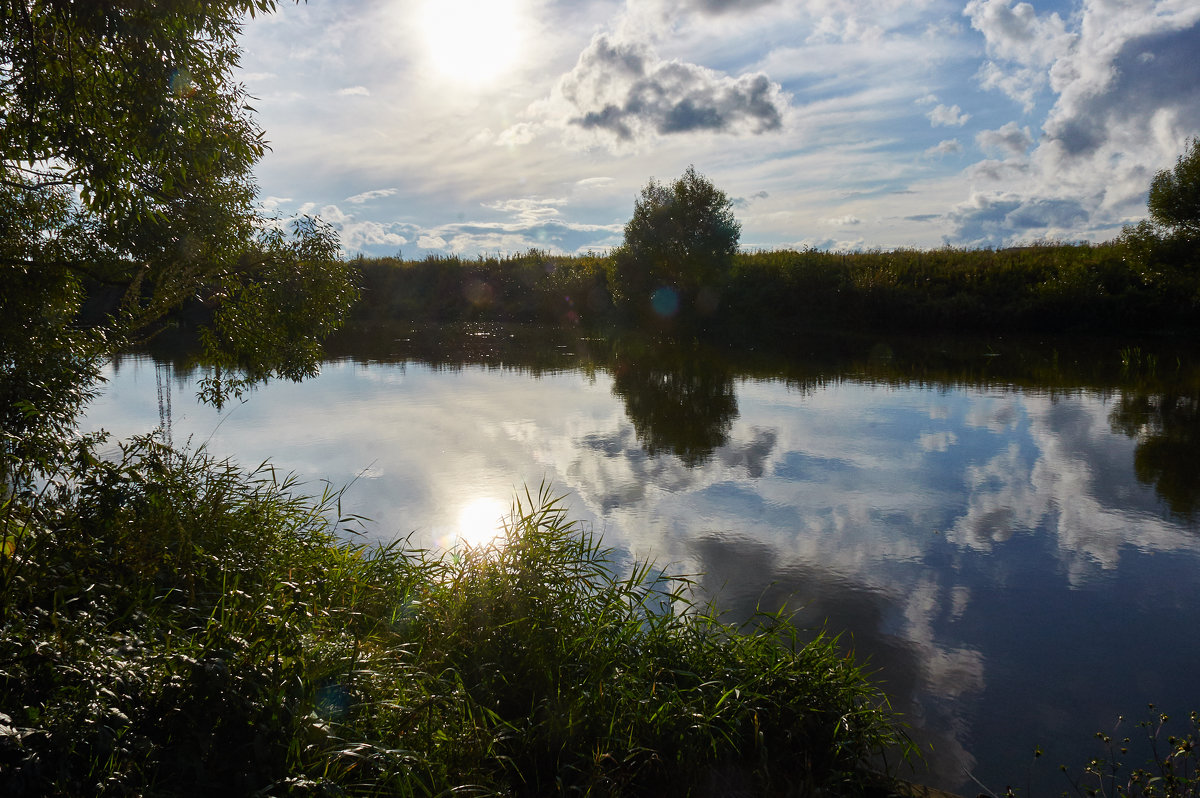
84, 325, 1200, 794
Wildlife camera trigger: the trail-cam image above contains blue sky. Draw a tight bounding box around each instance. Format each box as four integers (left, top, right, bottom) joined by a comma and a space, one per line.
237, 0, 1200, 257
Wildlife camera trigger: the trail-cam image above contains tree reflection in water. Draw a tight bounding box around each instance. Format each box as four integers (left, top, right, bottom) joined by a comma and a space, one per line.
1110, 391, 1200, 520
608, 339, 738, 467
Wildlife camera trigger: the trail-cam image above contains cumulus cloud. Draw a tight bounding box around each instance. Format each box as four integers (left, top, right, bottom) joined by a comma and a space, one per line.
964, 0, 1075, 110
976, 122, 1033, 156
925, 139, 962, 157
927, 103, 970, 127
303, 203, 413, 252
258, 195, 293, 212
943, 2, 1200, 245
946, 192, 1088, 246
1041, 20, 1200, 165
558, 33, 787, 143
823, 214, 862, 226
336, 85, 370, 96
964, 0, 1074, 65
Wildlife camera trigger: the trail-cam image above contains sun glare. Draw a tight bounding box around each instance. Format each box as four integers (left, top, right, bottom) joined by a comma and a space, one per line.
454, 497, 509, 550
419, 0, 524, 85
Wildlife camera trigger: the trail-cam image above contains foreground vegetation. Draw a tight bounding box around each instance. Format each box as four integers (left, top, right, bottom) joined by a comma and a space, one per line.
0, 441, 909, 796
1053, 709, 1200, 798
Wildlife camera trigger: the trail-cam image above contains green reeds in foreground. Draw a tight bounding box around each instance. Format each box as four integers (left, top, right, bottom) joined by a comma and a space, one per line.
0, 438, 909, 795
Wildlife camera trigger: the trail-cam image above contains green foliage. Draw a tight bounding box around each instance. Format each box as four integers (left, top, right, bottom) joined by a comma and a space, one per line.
349, 239, 1199, 339
1149, 139, 1200, 238
1119, 138, 1200, 289
352, 249, 609, 326
197, 216, 361, 407
608, 166, 741, 323
0, 447, 908, 795
1, 1, 357, 475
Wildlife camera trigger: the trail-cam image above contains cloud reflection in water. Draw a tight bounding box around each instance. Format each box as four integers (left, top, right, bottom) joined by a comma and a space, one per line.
86, 350, 1200, 794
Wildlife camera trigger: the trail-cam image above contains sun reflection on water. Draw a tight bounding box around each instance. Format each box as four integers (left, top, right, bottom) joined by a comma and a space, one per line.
449, 496, 509, 551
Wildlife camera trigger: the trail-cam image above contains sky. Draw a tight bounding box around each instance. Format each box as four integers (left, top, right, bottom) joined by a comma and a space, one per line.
236, 0, 1200, 257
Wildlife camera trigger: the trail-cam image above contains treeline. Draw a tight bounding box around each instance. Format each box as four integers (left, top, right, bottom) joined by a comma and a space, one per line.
349, 241, 1199, 338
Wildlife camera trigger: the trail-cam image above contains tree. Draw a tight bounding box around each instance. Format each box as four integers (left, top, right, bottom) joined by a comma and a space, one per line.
1148, 137, 1200, 237
1, 1, 357, 480
607, 165, 740, 325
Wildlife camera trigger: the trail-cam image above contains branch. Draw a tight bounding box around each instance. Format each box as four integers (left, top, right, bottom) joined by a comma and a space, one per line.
0, 255, 135, 287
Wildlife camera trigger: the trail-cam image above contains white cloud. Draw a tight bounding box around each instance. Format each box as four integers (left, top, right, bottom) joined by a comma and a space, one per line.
964, 0, 1074, 66
552, 33, 788, 146
481, 197, 567, 224
336, 85, 370, 96
317, 204, 410, 252
575, 177, 616, 189
947, 1, 1200, 245
925, 139, 962, 157
964, 0, 1075, 110
928, 103, 970, 127
258, 195, 293, 212
345, 188, 399, 204
976, 122, 1033, 156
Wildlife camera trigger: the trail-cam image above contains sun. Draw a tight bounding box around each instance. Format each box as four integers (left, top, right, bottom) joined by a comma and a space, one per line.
419, 0, 524, 86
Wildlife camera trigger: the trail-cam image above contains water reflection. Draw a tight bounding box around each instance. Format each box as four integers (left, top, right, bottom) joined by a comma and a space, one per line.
1110, 391, 1200, 519
608, 339, 737, 467
89, 324, 1200, 794
690, 534, 981, 787
453, 496, 510, 550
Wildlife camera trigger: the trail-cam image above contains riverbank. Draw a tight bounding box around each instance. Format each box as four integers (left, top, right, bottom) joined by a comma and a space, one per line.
348, 242, 1200, 338
0, 442, 910, 795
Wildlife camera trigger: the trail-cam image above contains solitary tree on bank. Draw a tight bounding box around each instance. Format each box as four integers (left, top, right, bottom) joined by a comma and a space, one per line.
607, 165, 741, 326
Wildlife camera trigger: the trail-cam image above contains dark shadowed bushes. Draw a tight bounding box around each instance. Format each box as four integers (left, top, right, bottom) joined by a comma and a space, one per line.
352, 250, 610, 327
349, 242, 1199, 340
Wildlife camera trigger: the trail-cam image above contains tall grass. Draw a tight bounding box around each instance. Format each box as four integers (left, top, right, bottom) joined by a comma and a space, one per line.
0, 439, 909, 795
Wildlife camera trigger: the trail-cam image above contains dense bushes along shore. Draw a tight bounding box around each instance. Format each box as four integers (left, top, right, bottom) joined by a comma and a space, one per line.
349, 241, 1199, 339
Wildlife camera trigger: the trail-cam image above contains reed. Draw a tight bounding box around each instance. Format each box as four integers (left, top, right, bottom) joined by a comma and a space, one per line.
0, 440, 909, 795
347, 241, 1199, 337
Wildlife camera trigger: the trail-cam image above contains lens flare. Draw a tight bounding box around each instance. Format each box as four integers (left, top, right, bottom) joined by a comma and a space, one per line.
651, 286, 680, 318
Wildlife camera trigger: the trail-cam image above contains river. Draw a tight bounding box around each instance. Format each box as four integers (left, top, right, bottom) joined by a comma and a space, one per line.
83, 323, 1200, 795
